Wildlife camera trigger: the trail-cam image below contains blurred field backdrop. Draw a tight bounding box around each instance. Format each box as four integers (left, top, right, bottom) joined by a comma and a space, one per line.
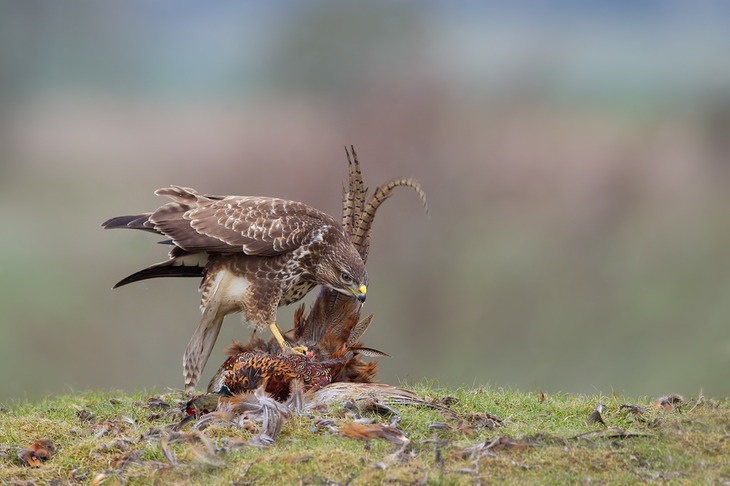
1, 2, 729, 402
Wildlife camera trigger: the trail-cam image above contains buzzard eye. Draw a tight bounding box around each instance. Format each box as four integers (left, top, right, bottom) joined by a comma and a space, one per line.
341, 272, 352, 283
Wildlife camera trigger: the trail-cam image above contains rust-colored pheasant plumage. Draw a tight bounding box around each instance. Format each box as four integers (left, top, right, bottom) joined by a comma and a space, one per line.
208, 348, 336, 401
185, 324, 381, 415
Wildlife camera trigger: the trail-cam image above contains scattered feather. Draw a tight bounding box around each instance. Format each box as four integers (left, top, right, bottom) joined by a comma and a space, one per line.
147, 397, 171, 410
620, 404, 648, 415
429, 422, 452, 431
232, 386, 291, 444
353, 416, 377, 425
284, 379, 306, 414
464, 412, 502, 430
435, 446, 445, 474
160, 433, 178, 466
312, 419, 339, 434
192, 409, 236, 431
484, 436, 528, 452
388, 414, 402, 429
75, 408, 97, 424
111, 450, 141, 471
461, 436, 527, 459
91, 473, 108, 486
340, 422, 409, 446
174, 414, 197, 430
656, 394, 683, 411
161, 430, 222, 467
196, 386, 293, 446
572, 428, 651, 441
17, 439, 55, 467
587, 402, 606, 426
431, 396, 459, 407
284, 455, 313, 464
69, 467, 88, 481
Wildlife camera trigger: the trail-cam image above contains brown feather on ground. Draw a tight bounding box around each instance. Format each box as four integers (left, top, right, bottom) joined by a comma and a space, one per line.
339, 422, 410, 446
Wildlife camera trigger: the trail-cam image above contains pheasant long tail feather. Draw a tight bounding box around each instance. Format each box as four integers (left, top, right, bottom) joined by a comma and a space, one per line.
341, 188, 354, 241
312, 383, 453, 416
342, 145, 367, 239
328, 146, 368, 311
352, 178, 428, 261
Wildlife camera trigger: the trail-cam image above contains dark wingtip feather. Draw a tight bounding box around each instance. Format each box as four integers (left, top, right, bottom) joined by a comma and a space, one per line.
113, 263, 203, 288
102, 215, 137, 229
101, 213, 154, 231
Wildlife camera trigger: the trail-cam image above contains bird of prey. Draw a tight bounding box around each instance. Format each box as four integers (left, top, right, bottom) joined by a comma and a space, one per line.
103, 185, 368, 392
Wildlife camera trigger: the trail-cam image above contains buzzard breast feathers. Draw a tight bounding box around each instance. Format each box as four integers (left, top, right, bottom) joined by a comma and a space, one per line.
151, 186, 338, 257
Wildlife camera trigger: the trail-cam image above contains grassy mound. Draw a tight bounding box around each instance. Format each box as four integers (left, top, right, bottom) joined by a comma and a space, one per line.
1, 384, 728, 484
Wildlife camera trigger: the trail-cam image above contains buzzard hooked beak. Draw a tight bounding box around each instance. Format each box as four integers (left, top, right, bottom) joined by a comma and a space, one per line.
354, 285, 367, 303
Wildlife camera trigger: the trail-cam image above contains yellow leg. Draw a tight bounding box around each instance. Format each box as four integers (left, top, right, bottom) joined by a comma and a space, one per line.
268, 322, 307, 355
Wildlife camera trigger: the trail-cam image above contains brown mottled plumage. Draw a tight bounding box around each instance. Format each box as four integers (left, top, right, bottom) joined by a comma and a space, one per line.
103, 181, 368, 392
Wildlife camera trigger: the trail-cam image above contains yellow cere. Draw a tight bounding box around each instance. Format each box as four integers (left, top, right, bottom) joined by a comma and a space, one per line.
359, 285, 367, 295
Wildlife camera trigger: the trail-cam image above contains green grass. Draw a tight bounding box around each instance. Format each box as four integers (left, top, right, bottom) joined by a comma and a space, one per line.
1, 385, 728, 484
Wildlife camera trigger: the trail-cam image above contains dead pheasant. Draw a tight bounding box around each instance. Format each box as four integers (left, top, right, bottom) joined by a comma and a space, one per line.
185, 318, 386, 415
185, 147, 428, 417
208, 345, 344, 400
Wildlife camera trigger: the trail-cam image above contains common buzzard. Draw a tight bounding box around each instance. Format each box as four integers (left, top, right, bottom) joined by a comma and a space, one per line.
103, 185, 368, 391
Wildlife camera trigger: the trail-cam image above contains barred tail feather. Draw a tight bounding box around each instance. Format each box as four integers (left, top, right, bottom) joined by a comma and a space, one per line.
184, 308, 225, 393
352, 177, 428, 260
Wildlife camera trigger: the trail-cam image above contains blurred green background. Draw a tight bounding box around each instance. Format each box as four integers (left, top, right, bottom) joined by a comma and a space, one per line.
1, 1, 730, 401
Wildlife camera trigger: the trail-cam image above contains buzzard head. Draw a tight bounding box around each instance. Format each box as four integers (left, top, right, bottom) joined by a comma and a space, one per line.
316, 239, 368, 303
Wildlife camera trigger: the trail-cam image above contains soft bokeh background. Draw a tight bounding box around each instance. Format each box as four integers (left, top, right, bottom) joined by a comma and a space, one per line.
2, 1, 730, 401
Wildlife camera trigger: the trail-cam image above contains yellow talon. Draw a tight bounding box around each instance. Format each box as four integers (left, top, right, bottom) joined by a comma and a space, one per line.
268, 323, 307, 355
289, 345, 308, 356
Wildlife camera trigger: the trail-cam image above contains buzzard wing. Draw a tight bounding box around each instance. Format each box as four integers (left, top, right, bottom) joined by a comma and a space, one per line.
151, 186, 335, 256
